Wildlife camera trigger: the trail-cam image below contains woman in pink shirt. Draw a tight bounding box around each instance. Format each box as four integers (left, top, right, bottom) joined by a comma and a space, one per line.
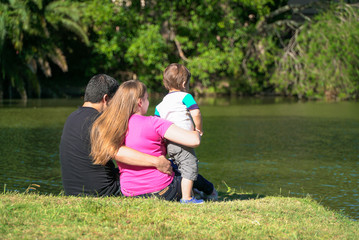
90, 80, 216, 203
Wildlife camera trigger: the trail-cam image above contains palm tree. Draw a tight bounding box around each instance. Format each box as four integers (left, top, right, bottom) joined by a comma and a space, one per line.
0, 0, 89, 100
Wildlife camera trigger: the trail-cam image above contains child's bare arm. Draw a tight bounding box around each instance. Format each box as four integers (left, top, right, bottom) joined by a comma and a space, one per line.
190, 109, 203, 134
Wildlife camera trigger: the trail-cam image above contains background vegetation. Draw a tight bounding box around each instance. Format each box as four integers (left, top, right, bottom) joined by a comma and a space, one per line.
1, 0, 358, 100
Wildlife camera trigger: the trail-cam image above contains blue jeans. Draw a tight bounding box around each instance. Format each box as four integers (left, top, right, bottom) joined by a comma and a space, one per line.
135, 167, 214, 201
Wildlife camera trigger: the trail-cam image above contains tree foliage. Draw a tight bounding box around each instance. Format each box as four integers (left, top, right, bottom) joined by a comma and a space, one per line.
1, 0, 359, 100
82, 0, 288, 94
271, 2, 359, 100
0, 0, 89, 99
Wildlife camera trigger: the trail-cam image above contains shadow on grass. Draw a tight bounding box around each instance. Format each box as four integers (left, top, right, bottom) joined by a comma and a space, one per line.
218, 192, 266, 202
209, 181, 266, 202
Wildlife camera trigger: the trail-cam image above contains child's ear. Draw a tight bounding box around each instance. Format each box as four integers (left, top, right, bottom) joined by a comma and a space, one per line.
182, 81, 186, 89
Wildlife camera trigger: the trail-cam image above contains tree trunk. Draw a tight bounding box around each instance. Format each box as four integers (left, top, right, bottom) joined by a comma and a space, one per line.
0, 78, 4, 100
18, 88, 28, 102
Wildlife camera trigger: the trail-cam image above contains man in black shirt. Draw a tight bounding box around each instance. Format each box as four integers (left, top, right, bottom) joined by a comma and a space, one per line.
60, 74, 171, 196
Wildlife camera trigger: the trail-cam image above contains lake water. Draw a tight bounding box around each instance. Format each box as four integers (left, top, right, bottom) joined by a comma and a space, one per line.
0, 98, 358, 220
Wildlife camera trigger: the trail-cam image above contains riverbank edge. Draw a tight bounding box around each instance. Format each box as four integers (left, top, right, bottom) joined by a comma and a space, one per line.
1, 192, 358, 239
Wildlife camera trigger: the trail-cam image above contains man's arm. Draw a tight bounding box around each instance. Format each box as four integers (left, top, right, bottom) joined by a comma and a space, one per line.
114, 146, 172, 175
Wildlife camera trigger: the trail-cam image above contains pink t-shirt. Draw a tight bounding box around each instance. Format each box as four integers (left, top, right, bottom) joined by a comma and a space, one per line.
118, 114, 174, 196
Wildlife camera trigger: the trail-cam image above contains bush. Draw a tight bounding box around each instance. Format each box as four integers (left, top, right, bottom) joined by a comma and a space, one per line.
271, 3, 359, 100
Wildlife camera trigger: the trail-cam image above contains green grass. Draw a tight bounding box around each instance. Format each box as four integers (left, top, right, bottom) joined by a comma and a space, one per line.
1, 191, 358, 240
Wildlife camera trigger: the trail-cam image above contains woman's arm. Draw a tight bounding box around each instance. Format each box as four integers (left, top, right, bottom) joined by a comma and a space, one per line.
114, 146, 172, 175
164, 124, 201, 148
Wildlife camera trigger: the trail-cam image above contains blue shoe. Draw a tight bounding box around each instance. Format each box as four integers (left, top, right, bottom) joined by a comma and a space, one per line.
180, 197, 204, 204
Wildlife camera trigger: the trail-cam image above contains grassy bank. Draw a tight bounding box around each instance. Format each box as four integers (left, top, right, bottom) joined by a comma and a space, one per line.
1, 192, 358, 239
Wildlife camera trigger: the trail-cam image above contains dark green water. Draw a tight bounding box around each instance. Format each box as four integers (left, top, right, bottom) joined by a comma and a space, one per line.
0, 98, 358, 220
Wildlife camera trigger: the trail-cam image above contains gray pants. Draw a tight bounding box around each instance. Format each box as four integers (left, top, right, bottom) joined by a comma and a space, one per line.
167, 142, 198, 181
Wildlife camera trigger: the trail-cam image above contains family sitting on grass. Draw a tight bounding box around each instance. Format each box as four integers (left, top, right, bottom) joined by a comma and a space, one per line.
60, 64, 218, 204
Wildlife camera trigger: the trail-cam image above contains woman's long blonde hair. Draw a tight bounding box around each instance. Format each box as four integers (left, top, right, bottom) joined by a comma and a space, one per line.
90, 80, 147, 165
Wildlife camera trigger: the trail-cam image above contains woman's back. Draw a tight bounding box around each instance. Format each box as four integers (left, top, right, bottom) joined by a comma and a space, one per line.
118, 114, 174, 196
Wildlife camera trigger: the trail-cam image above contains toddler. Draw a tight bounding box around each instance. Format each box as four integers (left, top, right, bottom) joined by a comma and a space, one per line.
155, 63, 217, 203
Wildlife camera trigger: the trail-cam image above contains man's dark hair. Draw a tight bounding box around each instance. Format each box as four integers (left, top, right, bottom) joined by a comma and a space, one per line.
84, 74, 119, 103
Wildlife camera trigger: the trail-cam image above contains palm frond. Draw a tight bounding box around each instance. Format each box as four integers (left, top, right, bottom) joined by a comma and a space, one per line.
30, 0, 43, 10
46, 1, 81, 22
9, 0, 30, 31
60, 19, 89, 45
27, 58, 37, 74
1, 0, 90, 99
44, 1, 89, 45
0, 14, 6, 55
38, 57, 52, 77
48, 47, 68, 72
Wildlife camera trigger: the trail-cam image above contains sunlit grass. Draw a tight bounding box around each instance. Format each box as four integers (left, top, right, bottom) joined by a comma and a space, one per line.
1, 187, 358, 239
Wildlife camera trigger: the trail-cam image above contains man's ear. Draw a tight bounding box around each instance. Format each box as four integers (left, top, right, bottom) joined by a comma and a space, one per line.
103, 94, 109, 104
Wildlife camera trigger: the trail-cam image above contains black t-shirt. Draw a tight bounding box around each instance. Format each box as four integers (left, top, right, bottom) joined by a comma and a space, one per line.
59, 107, 120, 196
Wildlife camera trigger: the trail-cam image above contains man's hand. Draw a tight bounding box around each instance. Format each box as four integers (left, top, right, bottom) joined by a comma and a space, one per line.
156, 155, 173, 175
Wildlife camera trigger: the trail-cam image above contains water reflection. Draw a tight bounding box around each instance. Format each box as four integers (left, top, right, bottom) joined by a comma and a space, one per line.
0, 98, 358, 221
197, 101, 359, 220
